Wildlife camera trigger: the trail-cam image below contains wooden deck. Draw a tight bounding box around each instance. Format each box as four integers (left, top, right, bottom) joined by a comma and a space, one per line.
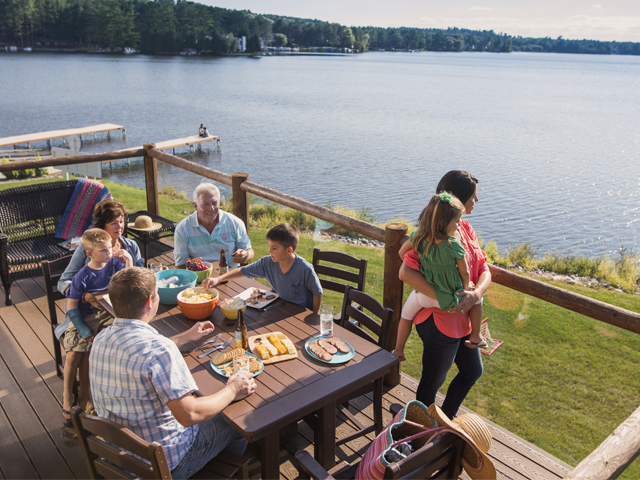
0, 240, 573, 480
115, 135, 220, 156
0, 123, 125, 149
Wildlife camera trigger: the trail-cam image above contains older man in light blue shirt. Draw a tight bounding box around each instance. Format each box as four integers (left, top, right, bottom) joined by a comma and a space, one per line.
174, 183, 254, 269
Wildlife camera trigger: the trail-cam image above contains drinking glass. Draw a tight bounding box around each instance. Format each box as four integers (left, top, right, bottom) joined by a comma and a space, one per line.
319, 304, 333, 336
233, 354, 251, 376
149, 262, 162, 273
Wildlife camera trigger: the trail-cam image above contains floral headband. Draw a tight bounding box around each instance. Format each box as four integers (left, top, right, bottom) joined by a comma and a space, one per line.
439, 192, 453, 203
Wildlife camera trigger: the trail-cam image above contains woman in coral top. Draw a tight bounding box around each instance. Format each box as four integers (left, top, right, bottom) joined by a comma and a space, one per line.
392, 170, 491, 419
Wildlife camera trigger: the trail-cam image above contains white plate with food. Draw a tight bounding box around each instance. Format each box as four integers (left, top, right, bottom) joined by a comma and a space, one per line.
305, 336, 354, 364
236, 287, 280, 309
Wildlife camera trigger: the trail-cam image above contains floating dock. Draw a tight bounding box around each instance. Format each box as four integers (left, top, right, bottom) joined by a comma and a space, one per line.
0, 123, 126, 149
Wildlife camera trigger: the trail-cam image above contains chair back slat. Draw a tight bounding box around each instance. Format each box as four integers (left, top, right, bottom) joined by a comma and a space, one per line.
86, 436, 158, 479
72, 407, 172, 480
312, 248, 367, 295
340, 286, 393, 350
42, 256, 72, 377
383, 433, 466, 479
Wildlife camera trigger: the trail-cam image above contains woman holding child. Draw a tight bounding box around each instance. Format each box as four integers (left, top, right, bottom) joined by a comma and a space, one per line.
57, 199, 144, 295
393, 170, 491, 419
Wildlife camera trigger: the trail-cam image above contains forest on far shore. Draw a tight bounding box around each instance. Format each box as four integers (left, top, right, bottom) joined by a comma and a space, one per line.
2, 0, 640, 56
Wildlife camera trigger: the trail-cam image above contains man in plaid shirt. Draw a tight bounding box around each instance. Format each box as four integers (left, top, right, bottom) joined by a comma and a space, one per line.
89, 267, 256, 479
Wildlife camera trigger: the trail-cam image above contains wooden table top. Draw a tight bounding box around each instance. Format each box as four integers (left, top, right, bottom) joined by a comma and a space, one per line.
147, 272, 397, 444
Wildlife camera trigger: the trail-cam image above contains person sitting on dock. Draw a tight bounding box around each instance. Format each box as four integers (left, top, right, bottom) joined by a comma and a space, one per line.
202, 127, 210, 138
198, 124, 204, 137
174, 182, 254, 269
90, 267, 255, 479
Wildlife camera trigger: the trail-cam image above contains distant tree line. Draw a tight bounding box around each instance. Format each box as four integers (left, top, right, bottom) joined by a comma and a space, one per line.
1, 0, 639, 56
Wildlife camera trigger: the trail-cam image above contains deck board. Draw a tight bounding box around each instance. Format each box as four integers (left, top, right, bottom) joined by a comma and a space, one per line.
0, 240, 573, 479
0, 123, 125, 148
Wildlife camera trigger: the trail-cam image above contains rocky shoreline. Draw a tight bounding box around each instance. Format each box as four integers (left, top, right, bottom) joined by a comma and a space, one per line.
319, 231, 639, 295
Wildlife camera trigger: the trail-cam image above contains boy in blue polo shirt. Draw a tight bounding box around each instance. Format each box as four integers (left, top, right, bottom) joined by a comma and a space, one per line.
204, 223, 323, 312
59, 228, 132, 427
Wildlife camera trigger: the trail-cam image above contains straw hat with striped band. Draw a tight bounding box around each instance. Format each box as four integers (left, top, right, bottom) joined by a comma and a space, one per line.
427, 404, 496, 480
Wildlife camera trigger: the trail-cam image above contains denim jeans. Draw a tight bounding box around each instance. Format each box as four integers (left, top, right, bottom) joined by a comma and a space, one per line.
170, 415, 247, 480
415, 314, 483, 419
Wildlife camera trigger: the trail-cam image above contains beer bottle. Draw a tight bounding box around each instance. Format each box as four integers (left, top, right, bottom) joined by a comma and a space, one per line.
235, 309, 247, 350
219, 249, 228, 275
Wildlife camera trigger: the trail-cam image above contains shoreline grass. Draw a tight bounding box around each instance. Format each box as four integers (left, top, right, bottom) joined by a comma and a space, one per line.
3, 176, 639, 476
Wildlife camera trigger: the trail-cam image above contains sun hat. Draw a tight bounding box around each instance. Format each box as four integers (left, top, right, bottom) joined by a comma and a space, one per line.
427, 404, 496, 480
127, 215, 162, 231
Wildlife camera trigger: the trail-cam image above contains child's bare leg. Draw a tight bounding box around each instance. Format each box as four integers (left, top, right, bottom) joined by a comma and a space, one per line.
465, 304, 486, 348
78, 353, 92, 411
63, 351, 82, 414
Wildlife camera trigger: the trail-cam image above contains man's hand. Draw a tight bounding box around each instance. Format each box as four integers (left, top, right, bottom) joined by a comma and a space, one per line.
227, 372, 256, 401
231, 249, 248, 264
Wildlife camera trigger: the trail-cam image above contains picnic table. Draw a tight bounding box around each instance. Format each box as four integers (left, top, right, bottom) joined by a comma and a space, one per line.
102, 263, 397, 479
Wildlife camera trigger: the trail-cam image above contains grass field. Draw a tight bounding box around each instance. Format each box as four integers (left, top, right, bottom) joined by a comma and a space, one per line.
3, 176, 639, 476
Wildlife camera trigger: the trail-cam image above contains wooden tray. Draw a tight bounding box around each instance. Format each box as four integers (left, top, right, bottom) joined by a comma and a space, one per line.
248, 331, 298, 364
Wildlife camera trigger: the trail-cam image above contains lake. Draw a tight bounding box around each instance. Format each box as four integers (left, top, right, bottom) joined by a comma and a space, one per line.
1, 51, 638, 258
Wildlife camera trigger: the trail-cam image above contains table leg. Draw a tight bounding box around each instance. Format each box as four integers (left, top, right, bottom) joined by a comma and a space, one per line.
258, 430, 280, 480
315, 401, 336, 469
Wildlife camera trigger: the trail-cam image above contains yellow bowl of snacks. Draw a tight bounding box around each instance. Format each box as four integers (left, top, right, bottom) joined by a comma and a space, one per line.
177, 287, 219, 321
219, 297, 247, 320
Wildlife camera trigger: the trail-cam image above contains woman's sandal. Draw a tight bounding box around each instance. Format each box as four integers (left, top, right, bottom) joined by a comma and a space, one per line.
465, 339, 488, 349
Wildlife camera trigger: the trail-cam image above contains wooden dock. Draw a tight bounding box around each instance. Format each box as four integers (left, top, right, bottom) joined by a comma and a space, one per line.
0, 239, 573, 480
115, 134, 220, 156
0, 123, 126, 149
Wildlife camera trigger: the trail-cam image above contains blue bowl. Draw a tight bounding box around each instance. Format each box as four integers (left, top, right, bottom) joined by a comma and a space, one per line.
155, 269, 198, 305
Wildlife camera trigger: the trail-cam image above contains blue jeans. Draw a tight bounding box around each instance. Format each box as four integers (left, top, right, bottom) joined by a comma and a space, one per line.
170, 415, 247, 480
415, 314, 483, 419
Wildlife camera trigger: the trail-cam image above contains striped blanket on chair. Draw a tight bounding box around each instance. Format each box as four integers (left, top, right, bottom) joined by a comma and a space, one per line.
55, 179, 112, 240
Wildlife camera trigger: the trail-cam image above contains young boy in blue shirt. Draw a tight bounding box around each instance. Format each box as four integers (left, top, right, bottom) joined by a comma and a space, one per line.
59, 228, 132, 426
204, 223, 323, 313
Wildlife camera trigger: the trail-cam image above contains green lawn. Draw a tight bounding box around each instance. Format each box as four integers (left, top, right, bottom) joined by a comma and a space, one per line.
4, 177, 639, 476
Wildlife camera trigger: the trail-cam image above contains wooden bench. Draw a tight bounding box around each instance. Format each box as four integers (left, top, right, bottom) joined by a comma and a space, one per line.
0, 180, 78, 305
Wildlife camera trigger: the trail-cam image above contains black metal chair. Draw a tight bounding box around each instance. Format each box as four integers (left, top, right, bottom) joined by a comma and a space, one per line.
125, 211, 177, 267
0, 180, 77, 305
336, 285, 393, 445
71, 407, 250, 480
312, 248, 367, 325
42, 256, 73, 378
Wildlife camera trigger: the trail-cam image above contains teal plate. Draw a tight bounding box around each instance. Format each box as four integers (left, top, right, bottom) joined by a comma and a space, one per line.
210, 352, 264, 378
305, 336, 354, 364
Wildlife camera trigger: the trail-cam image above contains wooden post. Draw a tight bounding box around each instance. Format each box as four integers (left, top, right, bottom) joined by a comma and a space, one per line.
232, 173, 249, 234
143, 144, 159, 215
383, 223, 408, 387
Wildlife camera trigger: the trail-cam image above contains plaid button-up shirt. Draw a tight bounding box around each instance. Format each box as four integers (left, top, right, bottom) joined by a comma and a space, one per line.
89, 318, 199, 470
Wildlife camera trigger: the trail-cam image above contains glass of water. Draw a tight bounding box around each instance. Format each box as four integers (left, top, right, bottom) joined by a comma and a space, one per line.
149, 262, 162, 273
233, 354, 251, 376
320, 304, 333, 336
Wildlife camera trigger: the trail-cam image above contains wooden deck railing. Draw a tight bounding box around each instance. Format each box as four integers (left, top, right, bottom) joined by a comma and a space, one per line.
1, 146, 639, 478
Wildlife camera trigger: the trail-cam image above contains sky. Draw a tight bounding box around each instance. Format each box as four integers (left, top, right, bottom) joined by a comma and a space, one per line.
201, 0, 640, 43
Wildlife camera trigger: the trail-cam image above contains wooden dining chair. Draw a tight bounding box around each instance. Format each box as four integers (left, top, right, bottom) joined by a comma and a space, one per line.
312, 248, 367, 325
335, 285, 393, 445
71, 407, 250, 480
42, 255, 73, 378
295, 430, 465, 479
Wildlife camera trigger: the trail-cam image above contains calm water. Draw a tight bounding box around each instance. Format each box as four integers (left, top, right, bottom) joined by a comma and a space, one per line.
1, 51, 639, 257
